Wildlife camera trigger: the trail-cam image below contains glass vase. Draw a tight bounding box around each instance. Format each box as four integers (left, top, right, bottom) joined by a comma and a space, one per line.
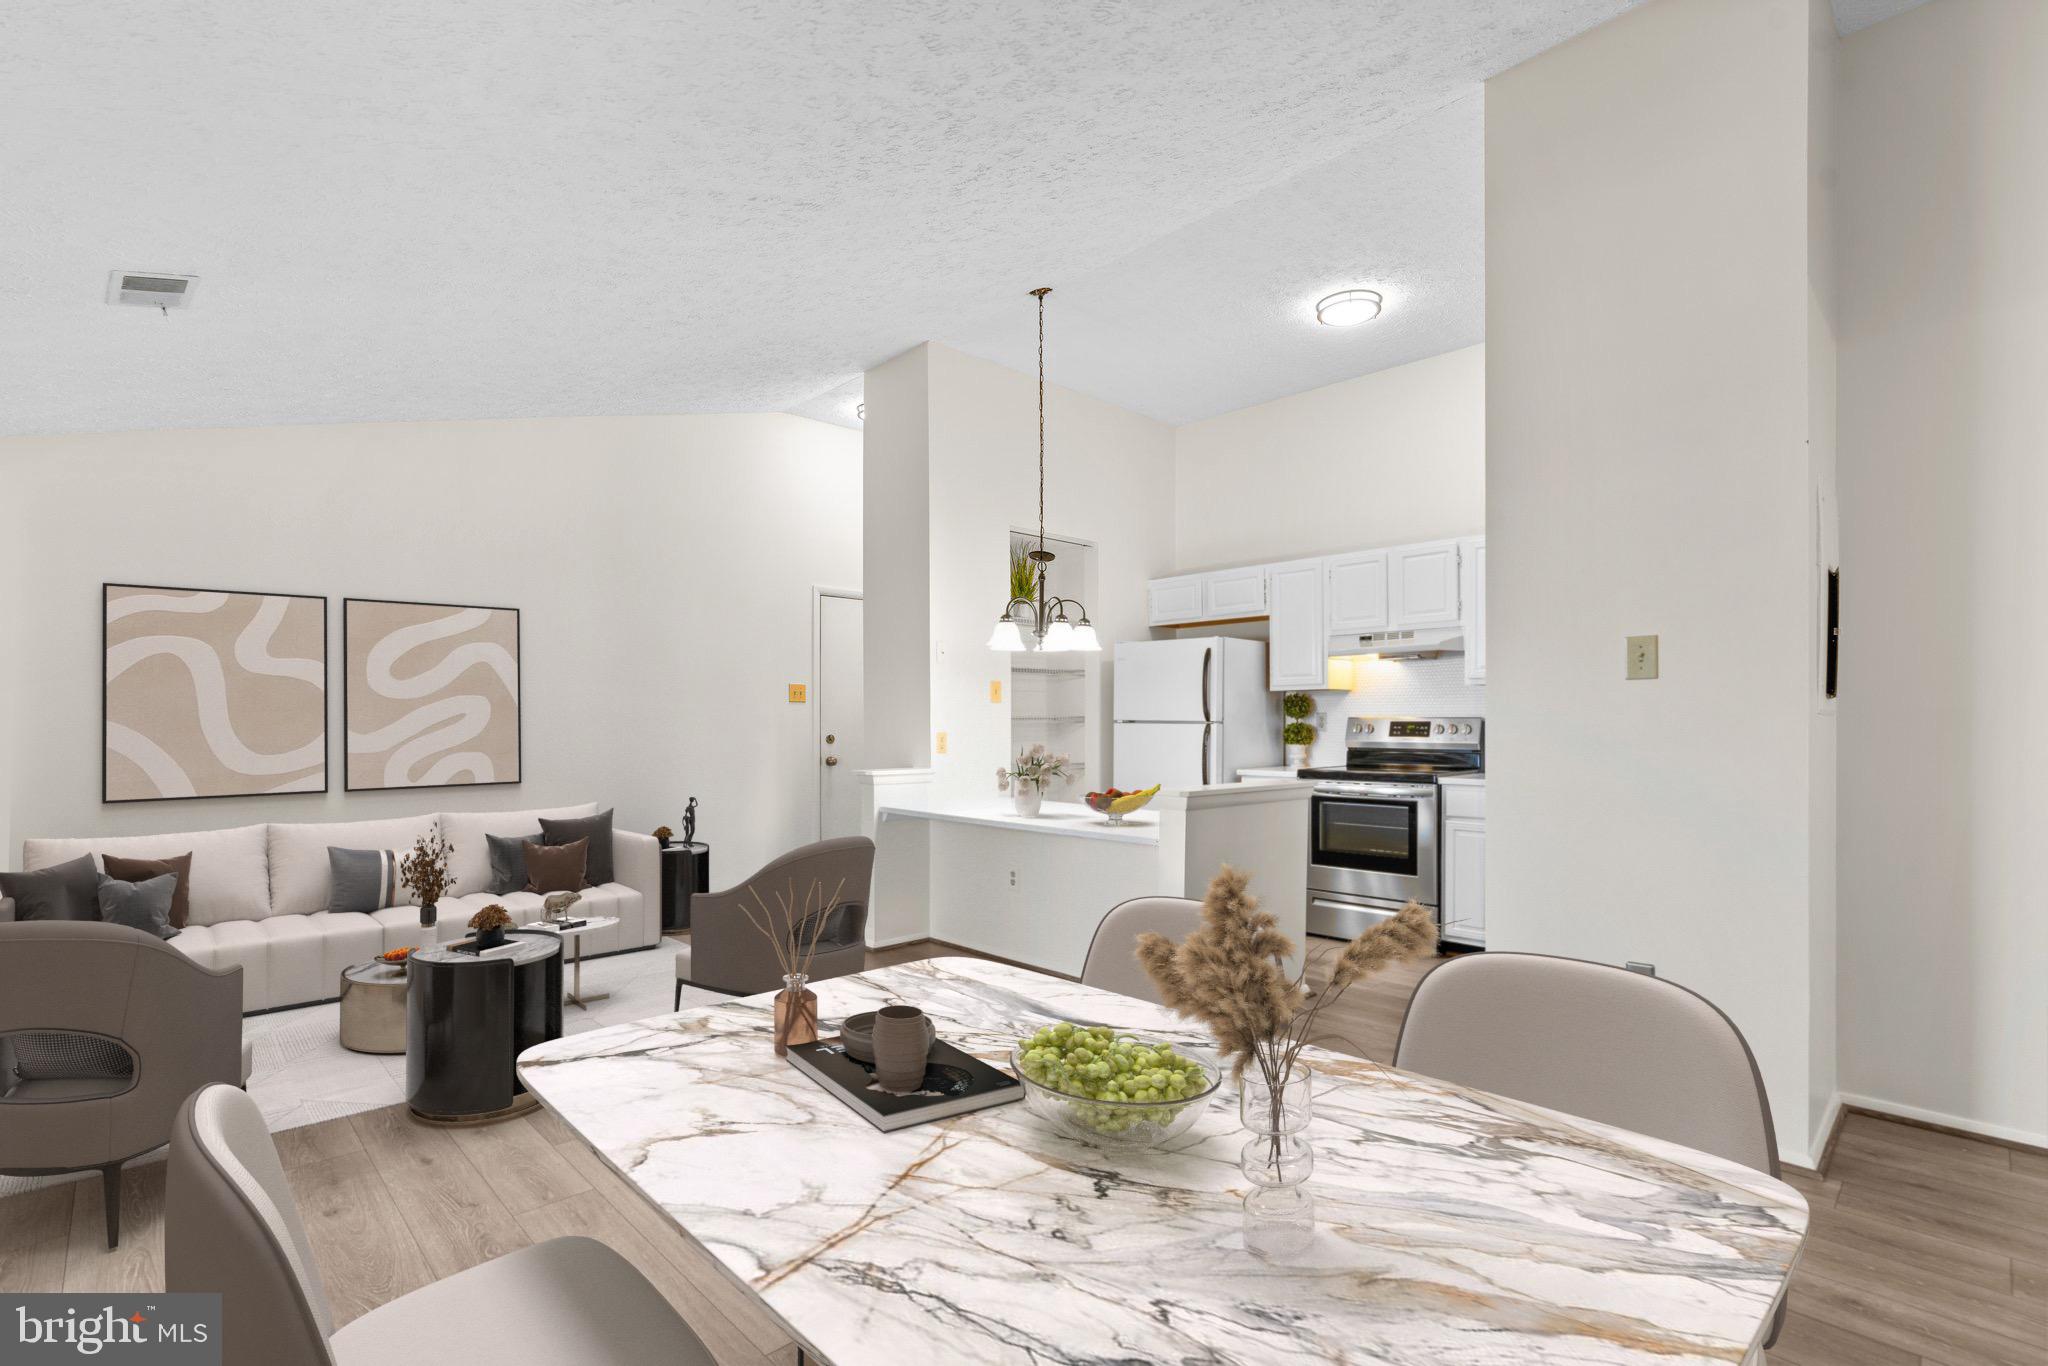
773, 973, 819, 1056
1239, 1062, 1315, 1257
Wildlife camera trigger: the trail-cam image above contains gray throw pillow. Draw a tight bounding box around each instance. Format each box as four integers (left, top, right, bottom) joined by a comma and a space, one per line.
327, 847, 403, 913
0, 854, 102, 922
539, 809, 614, 887
485, 832, 532, 895
97, 872, 180, 939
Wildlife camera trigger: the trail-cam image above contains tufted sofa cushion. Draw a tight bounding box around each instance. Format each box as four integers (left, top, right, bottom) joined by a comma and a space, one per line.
438, 804, 598, 898
24, 825, 270, 925
267, 815, 439, 918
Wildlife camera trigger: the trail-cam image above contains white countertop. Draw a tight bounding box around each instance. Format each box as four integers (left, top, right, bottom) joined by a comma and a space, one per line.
1235, 766, 1304, 781
877, 799, 1159, 844
1437, 774, 1487, 787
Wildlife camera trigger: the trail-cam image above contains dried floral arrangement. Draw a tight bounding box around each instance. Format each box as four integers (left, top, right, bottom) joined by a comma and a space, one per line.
1137, 866, 1436, 1086
653, 825, 674, 841
468, 903, 513, 932
741, 877, 851, 982
399, 832, 455, 906
998, 743, 1072, 792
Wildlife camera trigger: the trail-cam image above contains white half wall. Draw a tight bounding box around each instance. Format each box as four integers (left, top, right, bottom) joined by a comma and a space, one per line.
1835, 0, 2048, 1144
0, 413, 860, 883
864, 342, 1178, 812
1173, 344, 1485, 570
1485, 0, 1833, 1163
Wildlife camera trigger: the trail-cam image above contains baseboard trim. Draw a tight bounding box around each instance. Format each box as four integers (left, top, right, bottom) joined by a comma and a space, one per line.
1838, 1091, 2048, 1157
1809, 1093, 1847, 1176
867, 931, 932, 950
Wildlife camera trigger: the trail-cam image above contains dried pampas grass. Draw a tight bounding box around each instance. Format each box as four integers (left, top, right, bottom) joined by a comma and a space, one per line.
1138, 865, 1437, 1090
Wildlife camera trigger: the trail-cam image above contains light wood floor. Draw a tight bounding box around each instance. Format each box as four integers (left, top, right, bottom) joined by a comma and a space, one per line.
3, 940, 2042, 1366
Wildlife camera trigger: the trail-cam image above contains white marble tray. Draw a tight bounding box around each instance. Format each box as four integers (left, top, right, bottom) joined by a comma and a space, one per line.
518, 957, 1806, 1365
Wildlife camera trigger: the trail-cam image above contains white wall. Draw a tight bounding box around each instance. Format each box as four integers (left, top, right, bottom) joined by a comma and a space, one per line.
862, 348, 933, 774
0, 413, 861, 883
865, 342, 1178, 811
1486, 0, 1834, 1162
1173, 344, 1484, 571
1835, 0, 2048, 1145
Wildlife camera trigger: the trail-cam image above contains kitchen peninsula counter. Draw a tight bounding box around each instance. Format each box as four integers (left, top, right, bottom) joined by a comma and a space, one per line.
859, 774, 1310, 978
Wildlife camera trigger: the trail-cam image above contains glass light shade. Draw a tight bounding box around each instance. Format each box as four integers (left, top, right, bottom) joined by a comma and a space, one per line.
1068, 622, 1101, 652
987, 619, 1027, 652
1315, 289, 1383, 326
1041, 620, 1077, 652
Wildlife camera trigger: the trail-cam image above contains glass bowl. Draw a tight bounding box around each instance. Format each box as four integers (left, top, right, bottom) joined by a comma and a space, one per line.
1008, 1041, 1220, 1148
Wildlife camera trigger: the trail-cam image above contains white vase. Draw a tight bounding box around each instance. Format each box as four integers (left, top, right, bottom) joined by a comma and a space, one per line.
1285, 743, 1310, 769
1011, 783, 1044, 818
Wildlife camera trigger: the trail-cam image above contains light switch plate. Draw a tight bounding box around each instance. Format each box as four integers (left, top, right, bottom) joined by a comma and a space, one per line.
787, 683, 807, 703
935, 730, 948, 755
1626, 635, 1659, 680
989, 679, 1003, 703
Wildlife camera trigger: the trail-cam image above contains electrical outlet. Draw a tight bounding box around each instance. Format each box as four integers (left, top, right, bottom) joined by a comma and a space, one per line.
989, 679, 1003, 703
1626, 635, 1659, 680
934, 730, 948, 755
787, 683, 807, 703
1008, 870, 1017, 887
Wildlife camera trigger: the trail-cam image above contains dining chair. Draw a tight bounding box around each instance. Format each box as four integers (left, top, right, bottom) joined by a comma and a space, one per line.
676, 836, 873, 1001
1, 919, 247, 1247
165, 1083, 716, 1366
1393, 952, 1786, 1347
1080, 896, 1202, 1004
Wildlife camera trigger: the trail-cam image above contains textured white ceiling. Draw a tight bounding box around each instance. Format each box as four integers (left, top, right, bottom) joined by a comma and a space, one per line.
0, 1, 1922, 438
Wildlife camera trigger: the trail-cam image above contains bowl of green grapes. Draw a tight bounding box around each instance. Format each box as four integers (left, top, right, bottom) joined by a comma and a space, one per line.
1011, 1023, 1220, 1148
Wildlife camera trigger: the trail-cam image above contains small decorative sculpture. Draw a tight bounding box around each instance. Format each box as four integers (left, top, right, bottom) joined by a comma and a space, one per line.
682, 796, 699, 846
543, 890, 581, 923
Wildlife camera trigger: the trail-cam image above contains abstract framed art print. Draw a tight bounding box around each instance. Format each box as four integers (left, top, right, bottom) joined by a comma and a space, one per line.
103, 583, 328, 802
343, 597, 521, 791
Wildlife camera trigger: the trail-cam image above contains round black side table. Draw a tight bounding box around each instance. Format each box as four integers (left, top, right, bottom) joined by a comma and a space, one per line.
406, 929, 563, 1124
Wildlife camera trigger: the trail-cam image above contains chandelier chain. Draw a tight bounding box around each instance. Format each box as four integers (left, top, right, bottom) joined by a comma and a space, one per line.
1037, 287, 1046, 557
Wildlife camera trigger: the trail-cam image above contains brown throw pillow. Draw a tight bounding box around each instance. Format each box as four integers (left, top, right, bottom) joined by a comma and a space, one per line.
103, 851, 195, 929
523, 838, 587, 895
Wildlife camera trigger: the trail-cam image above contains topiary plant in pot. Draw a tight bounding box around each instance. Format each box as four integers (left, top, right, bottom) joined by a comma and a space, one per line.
1281, 694, 1316, 768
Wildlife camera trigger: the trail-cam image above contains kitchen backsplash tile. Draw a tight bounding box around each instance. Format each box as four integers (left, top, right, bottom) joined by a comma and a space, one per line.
1305, 655, 1484, 767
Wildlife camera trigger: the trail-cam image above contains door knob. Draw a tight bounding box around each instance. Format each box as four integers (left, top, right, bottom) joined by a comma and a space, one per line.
824, 755, 839, 766
826, 733, 836, 744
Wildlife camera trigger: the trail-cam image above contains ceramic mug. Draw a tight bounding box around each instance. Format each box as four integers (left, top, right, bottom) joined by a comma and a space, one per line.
871, 1004, 932, 1091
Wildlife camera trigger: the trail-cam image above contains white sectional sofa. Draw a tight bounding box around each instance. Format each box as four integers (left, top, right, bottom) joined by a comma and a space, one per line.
1, 803, 660, 1013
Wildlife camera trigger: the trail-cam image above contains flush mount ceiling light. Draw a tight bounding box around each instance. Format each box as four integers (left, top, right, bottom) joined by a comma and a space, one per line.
1314, 288, 1383, 327
989, 287, 1100, 655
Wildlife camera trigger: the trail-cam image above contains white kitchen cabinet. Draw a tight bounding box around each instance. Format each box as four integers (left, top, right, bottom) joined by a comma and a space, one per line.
1148, 575, 1205, 626
1388, 540, 1462, 629
1440, 809, 1486, 947
1202, 566, 1267, 620
1265, 558, 1328, 691
1460, 536, 1487, 684
1325, 550, 1389, 636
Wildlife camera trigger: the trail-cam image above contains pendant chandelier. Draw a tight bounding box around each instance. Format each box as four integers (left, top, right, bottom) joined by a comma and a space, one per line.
988, 287, 1101, 654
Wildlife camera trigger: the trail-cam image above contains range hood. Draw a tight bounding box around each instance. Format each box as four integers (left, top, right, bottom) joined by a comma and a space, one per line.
1327, 625, 1465, 661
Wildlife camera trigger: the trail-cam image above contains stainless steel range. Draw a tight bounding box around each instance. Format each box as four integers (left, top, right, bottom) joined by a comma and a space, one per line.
1302, 715, 1483, 938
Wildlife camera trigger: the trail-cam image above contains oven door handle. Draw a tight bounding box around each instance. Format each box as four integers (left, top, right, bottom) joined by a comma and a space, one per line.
1317, 785, 1433, 800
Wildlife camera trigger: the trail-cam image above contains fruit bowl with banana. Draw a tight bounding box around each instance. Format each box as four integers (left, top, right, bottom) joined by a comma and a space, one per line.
1082, 783, 1160, 825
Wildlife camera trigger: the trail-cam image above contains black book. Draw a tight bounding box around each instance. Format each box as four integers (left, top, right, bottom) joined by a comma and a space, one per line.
786, 1038, 1023, 1132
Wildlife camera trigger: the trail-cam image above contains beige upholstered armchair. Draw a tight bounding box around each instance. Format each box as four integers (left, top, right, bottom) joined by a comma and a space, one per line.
1, 920, 246, 1246
675, 836, 874, 1002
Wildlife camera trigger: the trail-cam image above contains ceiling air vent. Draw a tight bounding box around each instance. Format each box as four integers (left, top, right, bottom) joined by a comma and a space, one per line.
106, 271, 198, 309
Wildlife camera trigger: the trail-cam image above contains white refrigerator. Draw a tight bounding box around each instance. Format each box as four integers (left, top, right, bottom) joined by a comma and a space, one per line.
1112, 637, 1281, 788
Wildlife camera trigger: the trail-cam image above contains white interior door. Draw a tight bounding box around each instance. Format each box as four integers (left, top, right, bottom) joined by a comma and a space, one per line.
817, 591, 864, 839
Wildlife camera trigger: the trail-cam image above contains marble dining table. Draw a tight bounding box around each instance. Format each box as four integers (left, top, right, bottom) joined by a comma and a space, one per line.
516, 956, 1807, 1366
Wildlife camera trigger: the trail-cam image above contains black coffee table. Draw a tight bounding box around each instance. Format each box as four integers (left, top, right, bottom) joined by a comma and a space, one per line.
406, 930, 563, 1124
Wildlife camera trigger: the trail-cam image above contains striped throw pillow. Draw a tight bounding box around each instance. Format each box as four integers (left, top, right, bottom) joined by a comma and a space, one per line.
327, 847, 405, 913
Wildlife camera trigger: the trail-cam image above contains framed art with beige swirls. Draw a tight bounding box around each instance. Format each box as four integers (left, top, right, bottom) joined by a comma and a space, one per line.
103, 583, 328, 802
343, 597, 521, 791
